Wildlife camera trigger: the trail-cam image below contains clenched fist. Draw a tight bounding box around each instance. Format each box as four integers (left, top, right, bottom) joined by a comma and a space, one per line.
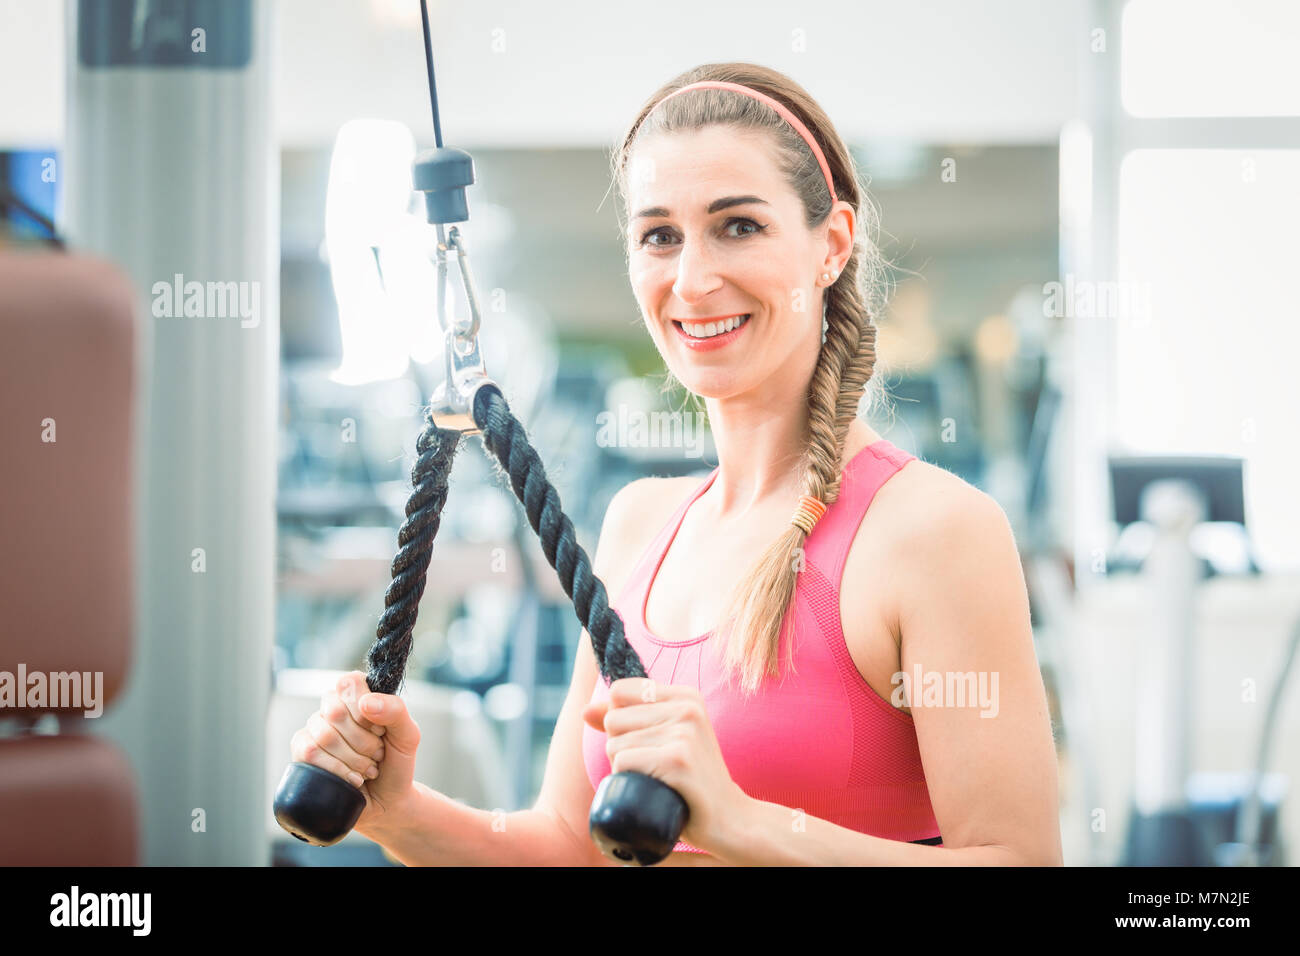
289, 671, 421, 836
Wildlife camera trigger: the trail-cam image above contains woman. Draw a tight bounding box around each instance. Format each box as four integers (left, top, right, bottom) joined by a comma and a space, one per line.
290, 62, 1063, 866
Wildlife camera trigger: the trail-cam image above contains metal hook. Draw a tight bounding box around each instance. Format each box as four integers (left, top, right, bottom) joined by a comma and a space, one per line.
434, 224, 483, 342
430, 222, 495, 435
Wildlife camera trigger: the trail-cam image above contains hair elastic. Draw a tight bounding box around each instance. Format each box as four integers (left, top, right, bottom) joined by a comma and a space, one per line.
790, 494, 828, 535
646, 80, 838, 204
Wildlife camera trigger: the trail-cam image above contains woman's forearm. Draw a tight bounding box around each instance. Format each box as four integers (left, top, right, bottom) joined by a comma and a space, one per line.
359, 782, 596, 866
709, 796, 1036, 866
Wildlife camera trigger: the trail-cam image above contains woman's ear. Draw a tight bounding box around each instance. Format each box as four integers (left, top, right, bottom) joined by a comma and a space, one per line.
824, 199, 856, 272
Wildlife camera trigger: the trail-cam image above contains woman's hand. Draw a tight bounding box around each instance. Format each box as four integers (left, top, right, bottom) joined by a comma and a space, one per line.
582, 677, 749, 854
289, 670, 422, 838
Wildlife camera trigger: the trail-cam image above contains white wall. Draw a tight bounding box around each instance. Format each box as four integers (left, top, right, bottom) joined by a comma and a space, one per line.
1, 0, 1089, 149
0, 0, 64, 146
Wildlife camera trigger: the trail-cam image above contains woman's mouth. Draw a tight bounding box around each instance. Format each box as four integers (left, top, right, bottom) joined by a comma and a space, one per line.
671, 314, 751, 351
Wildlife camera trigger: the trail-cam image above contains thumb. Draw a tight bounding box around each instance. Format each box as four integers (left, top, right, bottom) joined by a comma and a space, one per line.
359, 693, 419, 770
582, 699, 608, 732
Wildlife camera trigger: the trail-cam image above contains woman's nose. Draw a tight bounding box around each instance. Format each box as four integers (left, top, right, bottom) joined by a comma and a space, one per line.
670, 238, 722, 303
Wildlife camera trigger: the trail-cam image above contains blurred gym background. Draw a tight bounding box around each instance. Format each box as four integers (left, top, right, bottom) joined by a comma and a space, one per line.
1, 0, 1297, 867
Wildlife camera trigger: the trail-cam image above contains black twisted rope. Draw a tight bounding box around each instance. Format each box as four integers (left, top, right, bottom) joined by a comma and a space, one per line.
362, 404, 460, 695
474, 385, 648, 684
362, 383, 645, 697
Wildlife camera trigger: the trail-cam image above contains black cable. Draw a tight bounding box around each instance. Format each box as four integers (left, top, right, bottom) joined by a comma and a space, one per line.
419, 0, 443, 149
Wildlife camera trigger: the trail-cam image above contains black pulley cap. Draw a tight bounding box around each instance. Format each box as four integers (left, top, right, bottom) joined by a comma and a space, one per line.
273, 762, 367, 847
589, 771, 690, 866
412, 146, 475, 224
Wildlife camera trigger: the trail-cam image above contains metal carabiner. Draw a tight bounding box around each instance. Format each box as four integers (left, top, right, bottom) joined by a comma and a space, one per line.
429, 222, 496, 436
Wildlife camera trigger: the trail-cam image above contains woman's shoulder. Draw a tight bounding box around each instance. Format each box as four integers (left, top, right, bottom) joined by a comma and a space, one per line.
613, 472, 706, 540
866, 453, 1019, 589
608, 472, 703, 520
595, 473, 704, 587
871, 453, 1006, 544
844, 452, 1016, 644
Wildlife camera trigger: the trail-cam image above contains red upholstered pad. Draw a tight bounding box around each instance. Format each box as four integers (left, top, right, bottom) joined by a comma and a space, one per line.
0, 253, 136, 711
0, 735, 139, 865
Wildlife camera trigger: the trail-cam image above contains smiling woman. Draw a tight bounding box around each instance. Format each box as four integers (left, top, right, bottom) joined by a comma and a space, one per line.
289, 60, 1061, 868
557, 61, 1062, 865
611, 64, 887, 694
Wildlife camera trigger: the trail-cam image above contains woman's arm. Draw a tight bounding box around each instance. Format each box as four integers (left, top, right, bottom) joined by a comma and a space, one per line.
358, 780, 585, 866
360, 479, 657, 866
704, 483, 1063, 865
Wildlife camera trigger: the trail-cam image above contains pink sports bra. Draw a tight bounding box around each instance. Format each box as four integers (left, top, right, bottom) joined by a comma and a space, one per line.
581, 438, 943, 855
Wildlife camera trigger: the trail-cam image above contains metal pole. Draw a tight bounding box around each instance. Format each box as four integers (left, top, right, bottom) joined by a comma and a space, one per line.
64, 0, 278, 865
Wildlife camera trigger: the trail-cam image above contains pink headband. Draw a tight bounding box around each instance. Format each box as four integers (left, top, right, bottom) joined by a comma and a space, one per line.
646, 80, 838, 204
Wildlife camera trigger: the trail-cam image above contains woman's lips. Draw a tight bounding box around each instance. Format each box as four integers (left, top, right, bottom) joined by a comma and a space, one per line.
671, 315, 751, 351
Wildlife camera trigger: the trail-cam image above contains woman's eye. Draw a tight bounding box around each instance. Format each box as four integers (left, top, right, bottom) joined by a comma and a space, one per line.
724, 218, 762, 238
640, 227, 672, 247
636, 218, 765, 248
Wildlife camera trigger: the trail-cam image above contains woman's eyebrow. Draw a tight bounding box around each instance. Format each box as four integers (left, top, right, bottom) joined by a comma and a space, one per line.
631, 195, 769, 220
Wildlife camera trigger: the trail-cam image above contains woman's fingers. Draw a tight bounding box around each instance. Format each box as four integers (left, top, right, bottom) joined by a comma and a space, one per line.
608, 743, 681, 778
319, 691, 386, 762
605, 721, 685, 765
601, 697, 695, 736
285, 674, 421, 819
305, 710, 380, 779
290, 727, 367, 788
581, 699, 607, 731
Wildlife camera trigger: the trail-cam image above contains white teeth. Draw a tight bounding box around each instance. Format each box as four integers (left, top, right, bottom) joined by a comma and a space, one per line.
680, 315, 748, 338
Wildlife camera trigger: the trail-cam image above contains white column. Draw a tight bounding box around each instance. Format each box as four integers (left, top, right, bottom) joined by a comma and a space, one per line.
1133, 479, 1204, 813
63, 0, 278, 865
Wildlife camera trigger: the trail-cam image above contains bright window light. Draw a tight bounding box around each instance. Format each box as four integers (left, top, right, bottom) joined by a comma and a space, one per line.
1122, 0, 1300, 117
325, 118, 439, 386
1059, 120, 1093, 268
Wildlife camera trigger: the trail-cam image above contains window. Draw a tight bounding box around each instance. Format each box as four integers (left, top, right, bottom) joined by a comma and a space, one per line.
1122, 0, 1300, 118
1115, 147, 1300, 568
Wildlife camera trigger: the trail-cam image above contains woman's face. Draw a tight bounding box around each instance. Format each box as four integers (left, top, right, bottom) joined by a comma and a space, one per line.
624, 125, 830, 400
